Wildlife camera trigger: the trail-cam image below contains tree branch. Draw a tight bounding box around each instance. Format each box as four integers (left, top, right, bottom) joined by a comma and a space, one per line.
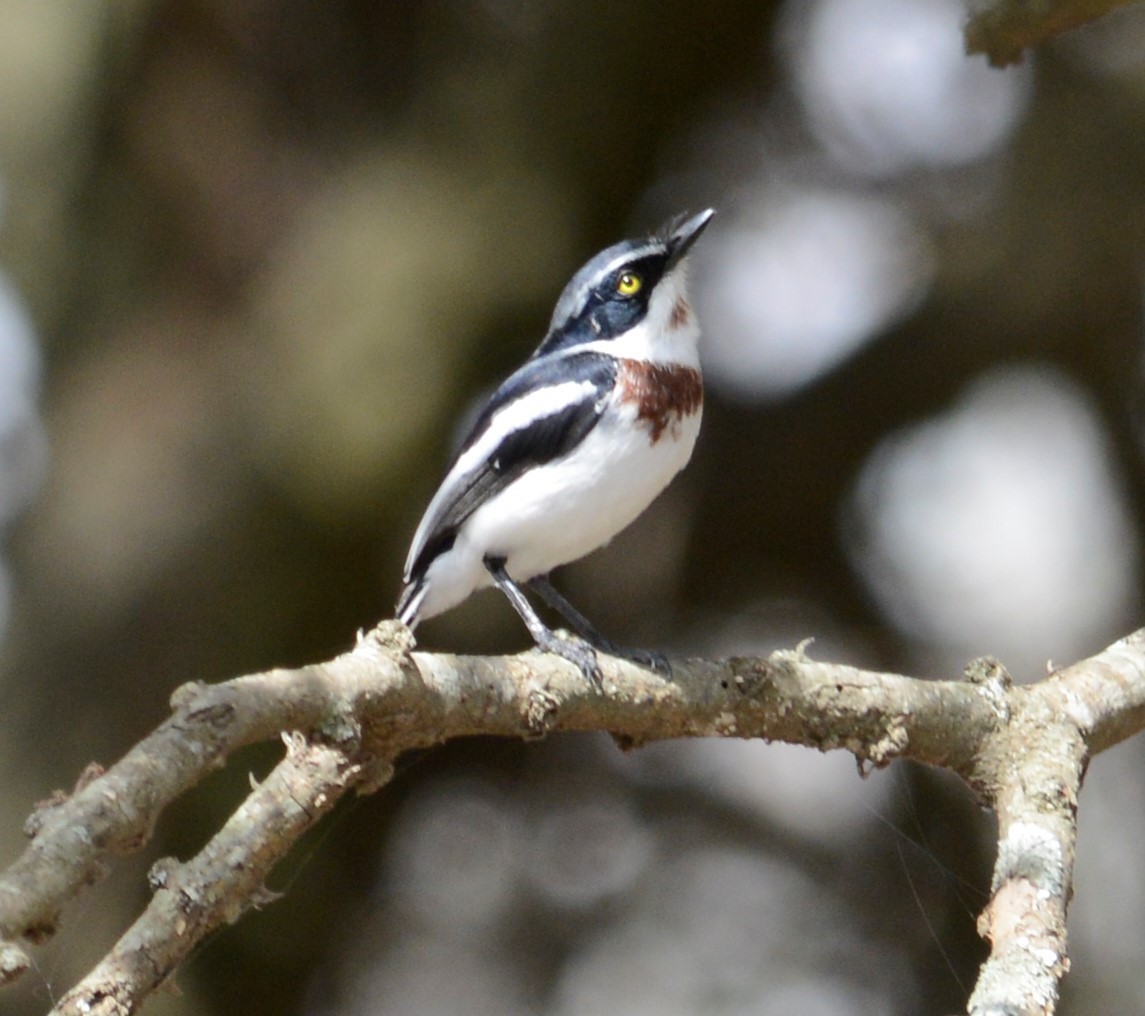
53, 736, 359, 1016
2, 622, 1145, 1014
964, 0, 1141, 67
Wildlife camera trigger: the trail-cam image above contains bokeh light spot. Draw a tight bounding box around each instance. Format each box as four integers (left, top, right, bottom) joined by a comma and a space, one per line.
784, 0, 1033, 177
845, 365, 1139, 674
698, 188, 933, 401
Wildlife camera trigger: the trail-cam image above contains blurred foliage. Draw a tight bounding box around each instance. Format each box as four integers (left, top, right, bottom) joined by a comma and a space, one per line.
2, 1, 1145, 1014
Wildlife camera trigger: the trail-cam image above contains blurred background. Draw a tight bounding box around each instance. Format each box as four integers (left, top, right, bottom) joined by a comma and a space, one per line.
1, 1, 1144, 1013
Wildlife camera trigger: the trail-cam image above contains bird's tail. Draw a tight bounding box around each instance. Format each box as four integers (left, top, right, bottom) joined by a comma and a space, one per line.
395, 577, 426, 629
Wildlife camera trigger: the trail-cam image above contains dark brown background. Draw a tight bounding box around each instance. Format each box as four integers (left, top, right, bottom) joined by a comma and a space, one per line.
2, 2, 1144, 1014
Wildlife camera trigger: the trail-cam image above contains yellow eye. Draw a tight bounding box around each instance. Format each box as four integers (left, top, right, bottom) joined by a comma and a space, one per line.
616, 271, 642, 297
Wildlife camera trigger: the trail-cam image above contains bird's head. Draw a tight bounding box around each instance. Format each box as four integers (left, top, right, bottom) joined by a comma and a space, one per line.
534, 209, 714, 361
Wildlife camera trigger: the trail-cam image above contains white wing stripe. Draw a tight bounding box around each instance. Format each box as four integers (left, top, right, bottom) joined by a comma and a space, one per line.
403, 379, 596, 575
452, 380, 595, 480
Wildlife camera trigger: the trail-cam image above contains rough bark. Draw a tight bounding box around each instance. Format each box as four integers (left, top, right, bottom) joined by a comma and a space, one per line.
2, 622, 1145, 1014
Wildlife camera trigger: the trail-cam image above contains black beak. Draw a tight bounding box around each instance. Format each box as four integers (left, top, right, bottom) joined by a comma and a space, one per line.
665, 208, 715, 270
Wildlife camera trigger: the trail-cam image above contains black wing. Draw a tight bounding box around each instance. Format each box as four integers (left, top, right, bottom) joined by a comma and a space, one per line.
402, 350, 619, 585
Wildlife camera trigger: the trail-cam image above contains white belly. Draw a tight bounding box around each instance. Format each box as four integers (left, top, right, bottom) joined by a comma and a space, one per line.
415, 404, 701, 620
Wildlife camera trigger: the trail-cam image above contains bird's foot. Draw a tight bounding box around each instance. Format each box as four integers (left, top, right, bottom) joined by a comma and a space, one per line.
582, 632, 670, 676
536, 631, 603, 690
613, 645, 671, 675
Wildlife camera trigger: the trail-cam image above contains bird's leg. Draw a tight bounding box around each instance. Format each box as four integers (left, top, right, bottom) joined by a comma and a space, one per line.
526, 575, 622, 651
528, 575, 670, 675
484, 557, 602, 688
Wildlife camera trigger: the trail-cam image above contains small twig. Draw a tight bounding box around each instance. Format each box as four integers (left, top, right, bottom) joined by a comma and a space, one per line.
51, 735, 360, 1016
965, 0, 1138, 67
0, 627, 411, 949
967, 631, 1145, 1014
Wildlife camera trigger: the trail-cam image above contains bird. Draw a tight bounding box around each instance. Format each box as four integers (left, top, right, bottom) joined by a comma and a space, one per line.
396, 208, 714, 686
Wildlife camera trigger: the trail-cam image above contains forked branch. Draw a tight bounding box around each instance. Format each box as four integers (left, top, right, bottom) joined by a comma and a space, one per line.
2, 623, 1145, 1015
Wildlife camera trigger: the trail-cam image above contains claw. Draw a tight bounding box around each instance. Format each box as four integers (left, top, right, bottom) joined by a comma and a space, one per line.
537, 631, 604, 690
621, 646, 671, 675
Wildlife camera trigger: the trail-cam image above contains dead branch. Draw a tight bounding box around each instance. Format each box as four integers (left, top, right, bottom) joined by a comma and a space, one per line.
1, 622, 1144, 1015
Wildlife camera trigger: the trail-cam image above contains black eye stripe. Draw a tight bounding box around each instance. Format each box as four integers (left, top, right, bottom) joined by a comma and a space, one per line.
537, 249, 671, 355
